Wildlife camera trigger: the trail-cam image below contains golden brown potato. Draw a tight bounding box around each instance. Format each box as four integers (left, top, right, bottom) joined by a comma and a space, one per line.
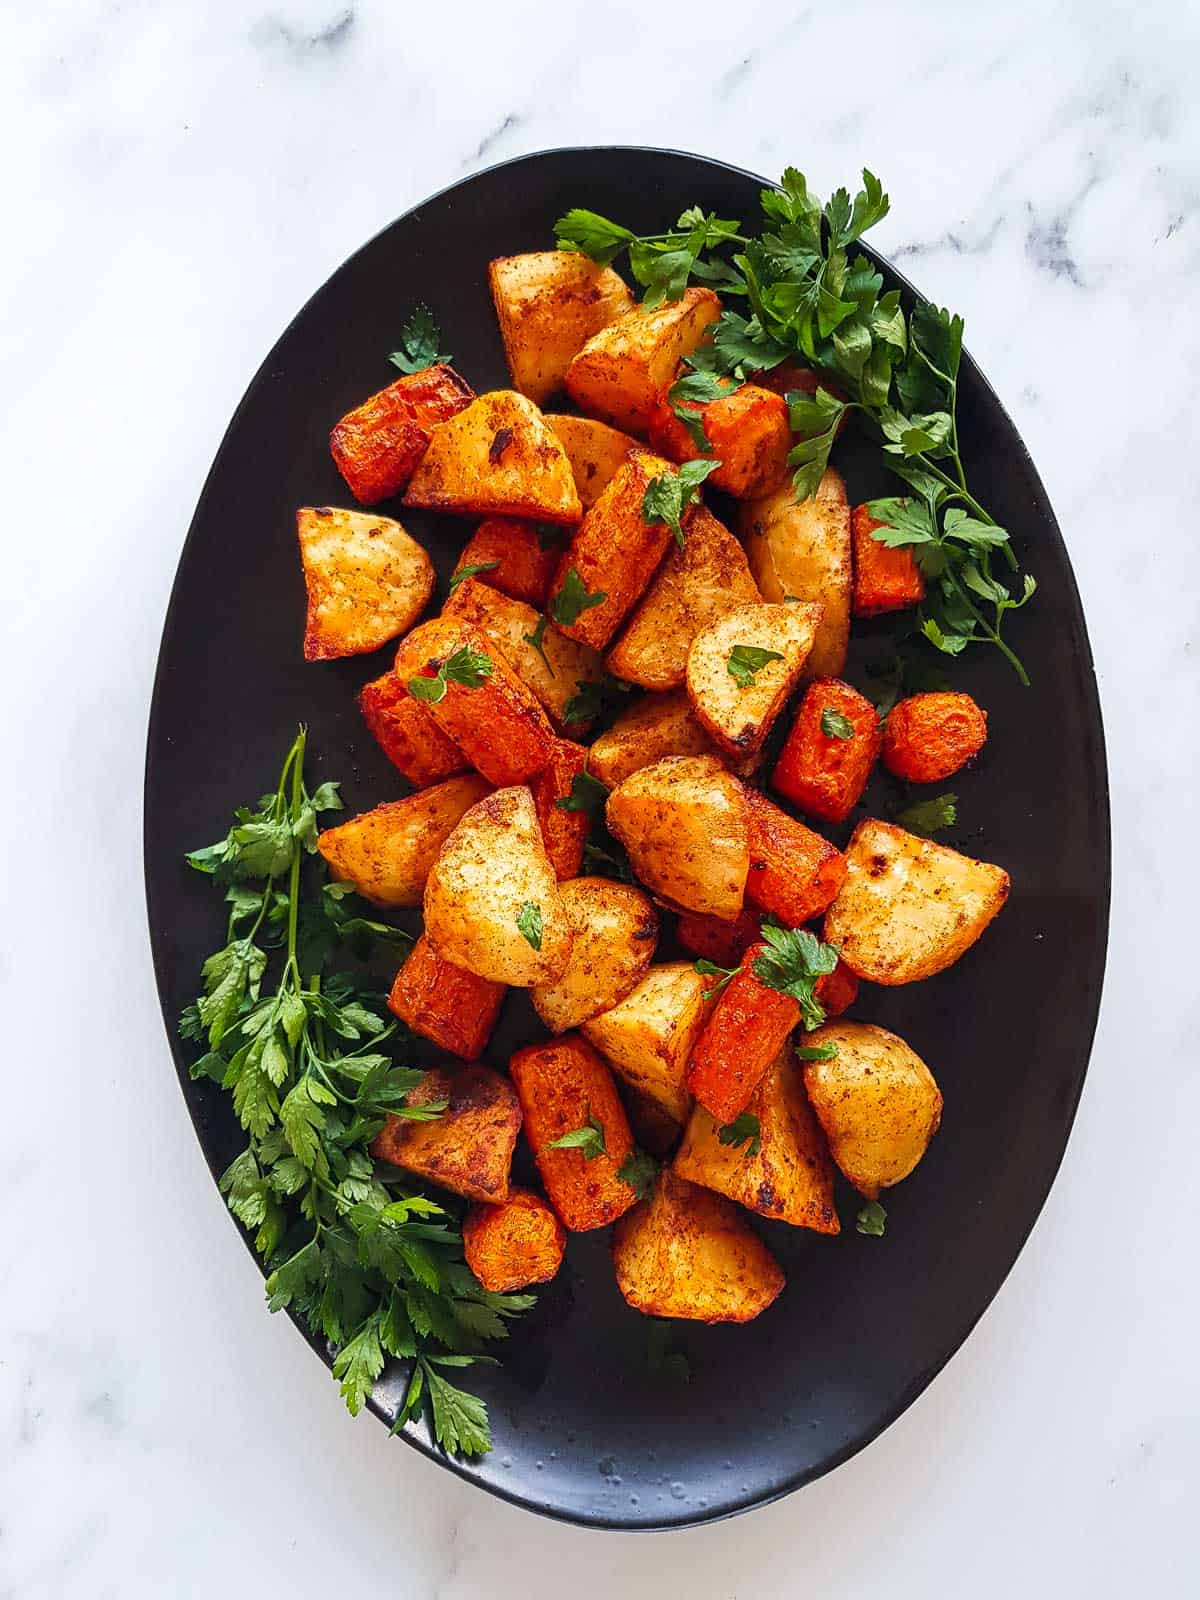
442, 576, 605, 730
370, 1064, 521, 1204
605, 755, 750, 919
530, 877, 658, 1033
824, 819, 1010, 984
674, 1044, 839, 1233
489, 252, 635, 405
404, 391, 582, 524
547, 414, 640, 509
606, 503, 761, 690
738, 468, 851, 678
685, 601, 821, 759
565, 287, 722, 435
463, 1187, 566, 1292
611, 1169, 785, 1323
581, 960, 712, 1123
316, 774, 491, 908
802, 1021, 943, 1197
423, 786, 573, 986
296, 506, 435, 661
586, 688, 720, 789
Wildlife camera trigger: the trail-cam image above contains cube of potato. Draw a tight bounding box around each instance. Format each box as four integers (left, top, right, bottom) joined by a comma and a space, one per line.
824, 819, 1010, 984
329, 364, 475, 505
529, 738, 590, 880
772, 677, 882, 824
509, 1034, 638, 1231
531, 877, 658, 1033
686, 946, 801, 1125
852, 503, 925, 616
587, 688, 720, 789
387, 934, 506, 1059
547, 414, 640, 509
674, 1044, 839, 1233
297, 506, 435, 661
565, 287, 722, 434
581, 961, 712, 1123
423, 785, 573, 986
404, 391, 582, 524
606, 503, 761, 690
358, 665, 469, 789
443, 576, 605, 731
402, 615, 558, 786
451, 517, 559, 608
741, 786, 847, 926
370, 1064, 521, 1203
546, 450, 675, 649
489, 252, 635, 405
882, 692, 988, 783
738, 468, 852, 678
675, 906, 762, 968
802, 1021, 943, 1197
463, 1187, 566, 1293
605, 756, 750, 920
647, 381, 790, 498
686, 601, 821, 759
815, 957, 859, 1019
611, 1169, 784, 1323
317, 774, 491, 908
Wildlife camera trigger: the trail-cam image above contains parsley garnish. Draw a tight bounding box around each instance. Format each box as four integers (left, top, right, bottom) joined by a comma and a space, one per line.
448, 561, 500, 593
555, 205, 747, 305
727, 644, 785, 688
821, 707, 855, 738
616, 1148, 660, 1200
562, 672, 630, 725
894, 792, 958, 837
388, 305, 452, 374
751, 925, 840, 1031
554, 768, 609, 820
551, 567, 608, 628
407, 646, 492, 705
794, 1041, 839, 1062
547, 1109, 606, 1159
717, 1112, 762, 1156
667, 370, 737, 452
516, 901, 543, 950
522, 613, 555, 674
641, 458, 721, 548
693, 957, 740, 1000
856, 1201, 887, 1236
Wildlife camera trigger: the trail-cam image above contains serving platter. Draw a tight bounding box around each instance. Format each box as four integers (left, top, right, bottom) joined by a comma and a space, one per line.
144, 147, 1109, 1528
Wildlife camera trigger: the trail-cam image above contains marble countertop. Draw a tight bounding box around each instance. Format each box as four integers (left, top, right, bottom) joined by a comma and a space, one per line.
3, 1, 1197, 1594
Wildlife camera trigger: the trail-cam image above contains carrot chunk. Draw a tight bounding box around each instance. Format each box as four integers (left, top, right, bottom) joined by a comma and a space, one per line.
686, 946, 800, 1124
451, 517, 560, 609
882, 692, 988, 783
676, 906, 762, 967
387, 934, 506, 1059
771, 678, 882, 824
741, 787, 847, 925
463, 1188, 566, 1292
529, 738, 590, 880
852, 504, 925, 616
330, 365, 475, 505
647, 382, 790, 499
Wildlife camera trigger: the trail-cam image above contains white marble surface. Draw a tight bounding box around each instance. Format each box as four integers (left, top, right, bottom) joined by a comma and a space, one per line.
3, 0, 1198, 1592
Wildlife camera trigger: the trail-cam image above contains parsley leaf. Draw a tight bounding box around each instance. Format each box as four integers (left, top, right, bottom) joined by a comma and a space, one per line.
894, 793, 958, 837
856, 1201, 887, 1236
388, 306, 452, 374
752, 925, 840, 1030
794, 1041, 838, 1062
554, 768, 609, 819
616, 1148, 660, 1200
448, 561, 500, 593
522, 613, 554, 674
554, 208, 637, 265
717, 1113, 762, 1156
407, 646, 492, 705
550, 567, 608, 628
641, 458, 721, 547
516, 901, 543, 950
561, 672, 630, 726
667, 370, 738, 452
821, 707, 855, 739
727, 644, 784, 688
693, 957, 740, 1000
547, 1110, 606, 1159
422, 1359, 492, 1456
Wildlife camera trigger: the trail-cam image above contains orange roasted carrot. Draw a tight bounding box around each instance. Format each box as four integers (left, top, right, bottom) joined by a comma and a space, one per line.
451, 517, 560, 609
387, 934, 506, 1059
676, 905, 762, 967
330, 365, 475, 505
882, 692, 988, 783
814, 958, 859, 1019
741, 787, 847, 925
852, 504, 925, 617
463, 1188, 566, 1293
772, 678, 882, 824
686, 946, 800, 1124
529, 738, 590, 880
358, 632, 471, 788
646, 381, 790, 499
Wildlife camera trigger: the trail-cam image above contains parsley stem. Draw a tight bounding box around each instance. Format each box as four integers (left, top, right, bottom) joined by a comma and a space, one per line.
283, 727, 307, 989
941, 563, 1030, 687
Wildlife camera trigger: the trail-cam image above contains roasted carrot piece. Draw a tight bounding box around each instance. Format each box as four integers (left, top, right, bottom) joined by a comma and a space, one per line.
647, 382, 790, 499
771, 678, 882, 824
451, 516, 560, 609
402, 616, 557, 786
814, 957, 859, 1019
509, 1034, 638, 1231
387, 934, 506, 1059
463, 1187, 566, 1292
358, 634, 471, 788
329, 365, 475, 505
686, 946, 800, 1124
851, 504, 925, 617
741, 787, 847, 925
676, 905, 762, 967
529, 738, 590, 880
882, 692, 988, 783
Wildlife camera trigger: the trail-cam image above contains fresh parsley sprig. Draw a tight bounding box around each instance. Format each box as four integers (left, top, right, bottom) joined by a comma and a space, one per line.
717, 1112, 762, 1156
555, 206, 749, 306
751, 925, 840, 1031
551, 567, 608, 628
641, 458, 721, 548
727, 644, 784, 688
547, 1109, 607, 1159
388, 306, 452, 374
894, 793, 958, 837
407, 646, 492, 705
693, 957, 739, 1000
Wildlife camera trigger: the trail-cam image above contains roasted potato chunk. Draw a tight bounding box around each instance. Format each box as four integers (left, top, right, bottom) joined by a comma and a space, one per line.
606, 503, 761, 690
547, 450, 675, 649
402, 615, 558, 786
531, 877, 658, 1033
612, 1169, 784, 1323
529, 738, 590, 880
587, 688, 720, 789
739, 468, 852, 678
882, 692, 988, 783
423, 786, 573, 986
358, 663, 470, 789
386, 934, 506, 1060
852, 503, 925, 616
675, 1044, 839, 1233
547, 414, 640, 509
297, 506, 435, 661
443, 576, 605, 732
490, 252, 635, 405
686, 601, 821, 759
370, 1064, 520, 1203
463, 1187, 567, 1293
646, 381, 790, 498
404, 390, 582, 524
802, 1021, 943, 1197
565, 286, 722, 434
741, 786, 846, 926
510, 1034, 638, 1231
316, 774, 491, 907
685, 944, 801, 1125
605, 755, 750, 920
581, 961, 712, 1123
772, 677, 882, 824
824, 819, 1010, 984
329, 364, 475, 505
451, 517, 559, 608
